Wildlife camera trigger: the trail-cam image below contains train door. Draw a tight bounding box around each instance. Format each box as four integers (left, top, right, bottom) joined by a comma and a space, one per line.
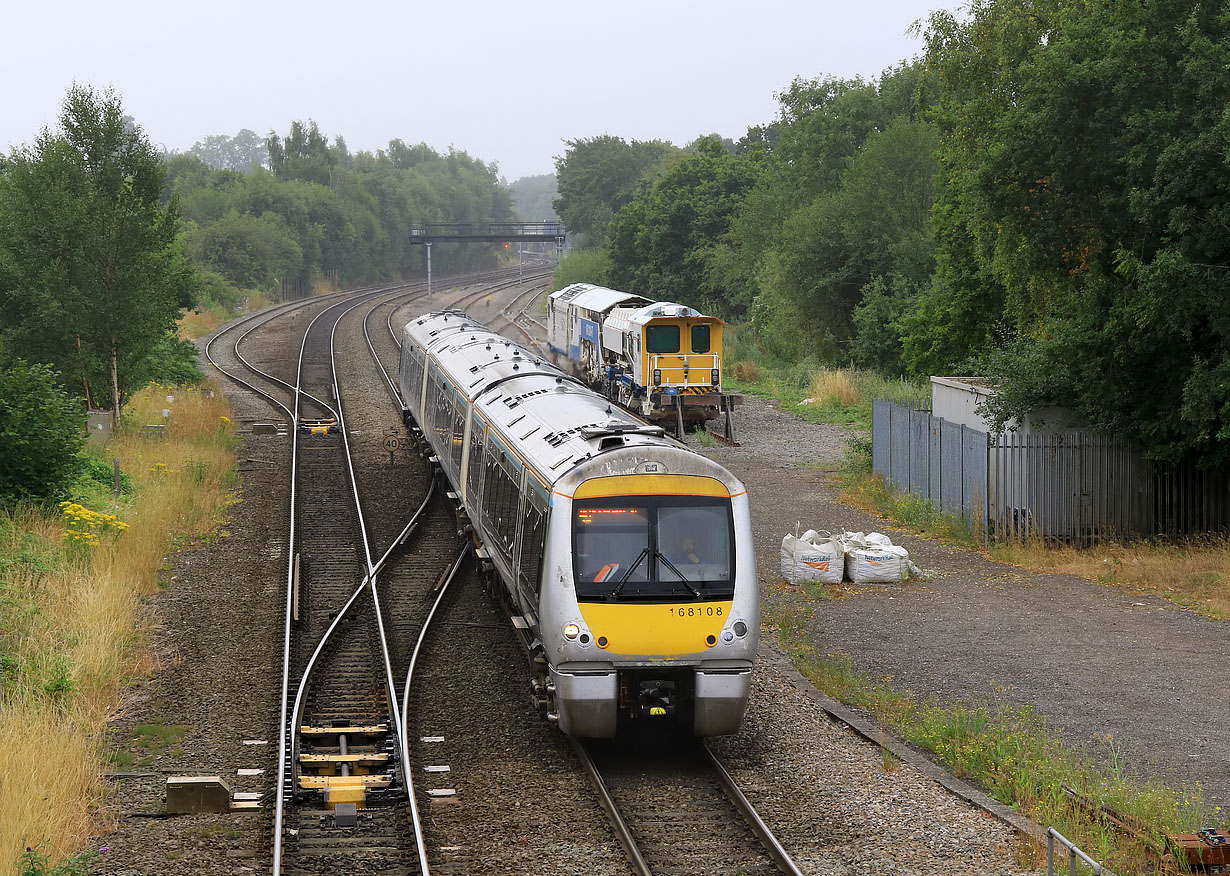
568, 307, 581, 361
465, 415, 485, 508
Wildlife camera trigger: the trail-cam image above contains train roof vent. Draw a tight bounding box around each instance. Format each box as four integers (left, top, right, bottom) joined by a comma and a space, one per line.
543, 424, 590, 447
579, 422, 666, 441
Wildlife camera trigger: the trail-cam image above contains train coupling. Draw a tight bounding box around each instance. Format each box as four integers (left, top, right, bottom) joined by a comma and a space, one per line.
636, 680, 678, 719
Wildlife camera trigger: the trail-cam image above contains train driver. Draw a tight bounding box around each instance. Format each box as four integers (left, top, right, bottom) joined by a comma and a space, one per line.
670, 535, 703, 566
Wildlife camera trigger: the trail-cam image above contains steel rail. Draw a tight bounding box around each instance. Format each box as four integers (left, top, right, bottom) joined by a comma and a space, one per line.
271, 290, 390, 873
572, 739, 806, 876
270, 264, 556, 874
382, 267, 544, 346
501, 277, 548, 328
206, 282, 403, 418
272, 286, 421, 874
328, 293, 408, 789
702, 743, 807, 876
271, 285, 318, 876
204, 299, 315, 420
283, 478, 437, 815
570, 740, 654, 876
231, 285, 414, 417
398, 546, 471, 876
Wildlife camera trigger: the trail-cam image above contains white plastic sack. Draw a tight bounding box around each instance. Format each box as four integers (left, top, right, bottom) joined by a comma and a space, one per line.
780, 529, 844, 584
841, 531, 915, 584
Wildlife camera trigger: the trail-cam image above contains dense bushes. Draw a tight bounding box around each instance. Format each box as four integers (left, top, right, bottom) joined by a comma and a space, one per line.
0, 362, 85, 505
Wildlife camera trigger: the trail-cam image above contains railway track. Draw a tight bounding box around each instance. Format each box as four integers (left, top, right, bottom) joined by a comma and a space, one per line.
211, 266, 783, 875
574, 738, 804, 876
203, 266, 543, 875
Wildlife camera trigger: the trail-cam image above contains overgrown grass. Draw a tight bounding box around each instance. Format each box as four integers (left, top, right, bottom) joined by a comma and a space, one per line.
835, 445, 984, 549
991, 537, 1230, 621
723, 330, 925, 429
767, 590, 1216, 874
178, 291, 274, 341
0, 381, 238, 875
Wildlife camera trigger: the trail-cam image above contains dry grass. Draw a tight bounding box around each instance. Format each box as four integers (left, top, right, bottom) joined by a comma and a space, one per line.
732, 360, 760, 382
992, 537, 1230, 619
808, 368, 862, 408
0, 705, 103, 867
0, 381, 237, 873
178, 292, 274, 341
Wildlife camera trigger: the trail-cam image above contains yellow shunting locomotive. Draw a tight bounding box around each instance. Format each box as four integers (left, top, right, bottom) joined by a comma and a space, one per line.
547, 283, 739, 438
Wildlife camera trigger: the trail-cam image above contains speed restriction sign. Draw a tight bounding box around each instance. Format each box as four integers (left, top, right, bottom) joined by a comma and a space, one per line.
382, 434, 401, 453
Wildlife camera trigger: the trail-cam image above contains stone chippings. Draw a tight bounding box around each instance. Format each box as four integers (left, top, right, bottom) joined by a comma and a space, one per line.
710, 650, 1031, 875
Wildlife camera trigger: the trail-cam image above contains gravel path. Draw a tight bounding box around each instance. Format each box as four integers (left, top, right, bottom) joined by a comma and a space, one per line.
686, 394, 1230, 812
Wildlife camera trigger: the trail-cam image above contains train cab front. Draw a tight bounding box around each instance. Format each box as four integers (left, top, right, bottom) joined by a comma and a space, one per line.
546, 463, 757, 738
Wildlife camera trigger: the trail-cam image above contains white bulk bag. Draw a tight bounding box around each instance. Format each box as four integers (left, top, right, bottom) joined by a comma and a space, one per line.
780, 529, 844, 584
842, 531, 914, 584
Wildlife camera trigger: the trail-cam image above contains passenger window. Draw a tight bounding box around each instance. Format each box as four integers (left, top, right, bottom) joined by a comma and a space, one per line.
646, 325, 680, 353
518, 487, 548, 596
691, 325, 710, 354
450, 390, 464, 472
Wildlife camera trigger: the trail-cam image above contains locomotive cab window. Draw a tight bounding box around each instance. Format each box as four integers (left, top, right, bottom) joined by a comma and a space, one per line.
690, 325, 710, 354
645, 324, 680, 354
573, 495, 734, 602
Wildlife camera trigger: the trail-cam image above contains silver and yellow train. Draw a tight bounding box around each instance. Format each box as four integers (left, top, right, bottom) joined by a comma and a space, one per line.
546, 283, 739, 437
398, 311, 758, 737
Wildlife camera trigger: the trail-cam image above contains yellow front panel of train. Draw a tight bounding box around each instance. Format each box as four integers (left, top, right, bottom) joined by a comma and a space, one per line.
573, 473, 728, 499
640, 319, 723, 387
577, 601, 734, 658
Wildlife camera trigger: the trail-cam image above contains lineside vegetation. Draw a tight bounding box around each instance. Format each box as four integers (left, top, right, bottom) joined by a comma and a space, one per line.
0, 383, 237, 875
768, 588, 1214, 874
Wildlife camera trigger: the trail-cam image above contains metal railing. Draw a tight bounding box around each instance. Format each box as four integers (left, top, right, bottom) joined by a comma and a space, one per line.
1048, 827, 1105, 875
873, 400, 1230, 544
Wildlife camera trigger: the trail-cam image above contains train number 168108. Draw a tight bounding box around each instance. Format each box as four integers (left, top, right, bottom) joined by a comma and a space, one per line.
668, 606, 722, 618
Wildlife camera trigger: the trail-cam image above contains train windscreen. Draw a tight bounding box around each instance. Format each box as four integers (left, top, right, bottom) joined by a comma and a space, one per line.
572, 495, 734, 601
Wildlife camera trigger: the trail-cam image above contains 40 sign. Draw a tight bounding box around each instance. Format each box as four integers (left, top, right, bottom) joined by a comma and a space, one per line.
383, 432, 401, 463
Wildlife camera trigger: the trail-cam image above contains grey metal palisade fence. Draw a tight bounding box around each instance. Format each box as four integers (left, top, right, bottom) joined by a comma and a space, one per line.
872, 400, 1230, 544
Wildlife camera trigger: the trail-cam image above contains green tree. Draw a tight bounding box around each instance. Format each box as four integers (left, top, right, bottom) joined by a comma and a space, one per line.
187, 210, 303, 289
606, 138, 762, 317
553, 135, 676, 243
0, 361, 85, 505
0, 86, 195, 418
508, 173, 558, 221
755, 117, 939, 362
914, 0, 1230, 466
187, 128, 267, 171
709, 63, 933, 350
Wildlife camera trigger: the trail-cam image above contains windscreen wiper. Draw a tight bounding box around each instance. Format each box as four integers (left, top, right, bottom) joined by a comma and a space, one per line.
656, 552, 701, 598
608, 548, 650, 599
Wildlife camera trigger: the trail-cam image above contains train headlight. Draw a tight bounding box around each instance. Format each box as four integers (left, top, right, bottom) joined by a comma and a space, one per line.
733, 621, 748, 637
653, 369, 662, 386
711, 368, 720, 385
563, 623, 580, 640
721, 630, 734, 643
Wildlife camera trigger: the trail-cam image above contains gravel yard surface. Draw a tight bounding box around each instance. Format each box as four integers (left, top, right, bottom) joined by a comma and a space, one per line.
686, 394, 1230, 812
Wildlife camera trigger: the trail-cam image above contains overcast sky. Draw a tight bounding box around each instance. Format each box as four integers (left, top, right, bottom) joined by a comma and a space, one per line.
4, 0, 958, 181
